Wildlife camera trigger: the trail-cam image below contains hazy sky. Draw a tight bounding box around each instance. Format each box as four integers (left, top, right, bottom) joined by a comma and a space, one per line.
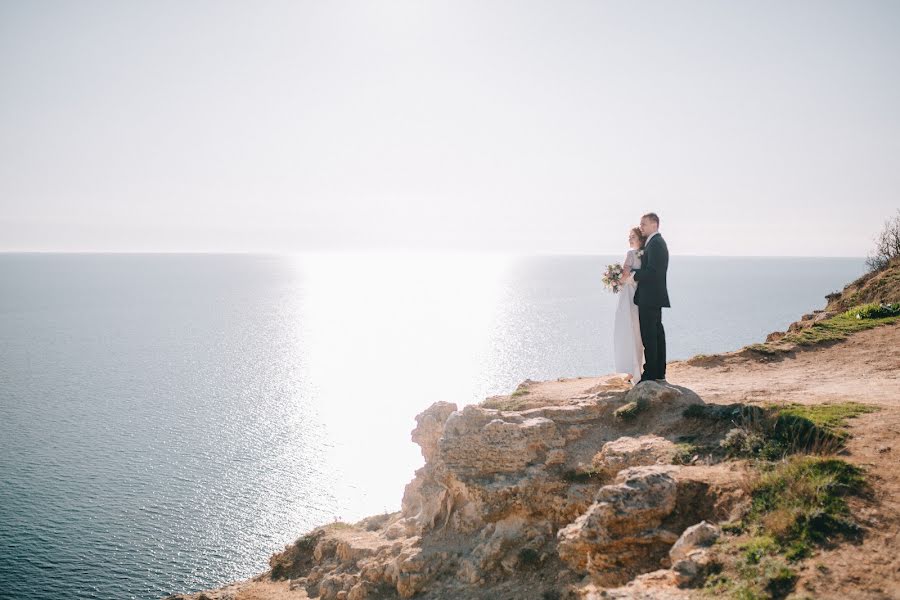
1, 1, 898, 255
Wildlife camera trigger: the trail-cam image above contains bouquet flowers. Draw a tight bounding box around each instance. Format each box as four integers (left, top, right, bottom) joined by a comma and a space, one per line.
602, 263, 625, 293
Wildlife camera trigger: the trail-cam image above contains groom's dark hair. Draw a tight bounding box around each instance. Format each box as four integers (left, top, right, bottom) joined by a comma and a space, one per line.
642, 212, 660, 225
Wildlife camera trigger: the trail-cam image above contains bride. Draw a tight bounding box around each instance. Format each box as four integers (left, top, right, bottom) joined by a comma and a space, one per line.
613, 227, 645, 384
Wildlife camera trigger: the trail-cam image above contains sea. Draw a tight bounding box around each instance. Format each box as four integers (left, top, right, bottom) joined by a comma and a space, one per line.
0, 253, 866, 600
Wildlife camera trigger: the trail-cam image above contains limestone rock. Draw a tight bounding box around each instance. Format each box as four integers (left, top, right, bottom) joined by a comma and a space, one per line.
557, 465, 680, 584
440, 407, 565, 476
471, 516, 552, 575
583, 569, 693, 599
668, 520, 720, 563
591, 435, 680, 477
671, 548, 716, 587
411, 401, 457, 462
623, 380, 685, 405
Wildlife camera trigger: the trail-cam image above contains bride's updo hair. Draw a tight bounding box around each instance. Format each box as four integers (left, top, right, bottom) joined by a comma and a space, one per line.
631, 227, 647, 247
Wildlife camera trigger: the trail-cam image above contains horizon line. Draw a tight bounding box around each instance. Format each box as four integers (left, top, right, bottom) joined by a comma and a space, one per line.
0, 250, 868, 260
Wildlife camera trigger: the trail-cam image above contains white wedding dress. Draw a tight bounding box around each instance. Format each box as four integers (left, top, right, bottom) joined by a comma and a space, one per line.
613, 248, 644, 383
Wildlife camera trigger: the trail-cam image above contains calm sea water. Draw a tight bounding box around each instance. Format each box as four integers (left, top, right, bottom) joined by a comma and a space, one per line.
0, 253, 866, 599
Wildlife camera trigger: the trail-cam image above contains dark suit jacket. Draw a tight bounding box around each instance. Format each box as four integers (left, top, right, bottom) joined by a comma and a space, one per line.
632, 233, 671, 308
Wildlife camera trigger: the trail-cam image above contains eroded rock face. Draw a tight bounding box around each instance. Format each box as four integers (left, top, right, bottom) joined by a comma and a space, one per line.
556, 463, 744, 587
557, 465, 681, 584
410, 401, 457, 463
440, 408, 566, 475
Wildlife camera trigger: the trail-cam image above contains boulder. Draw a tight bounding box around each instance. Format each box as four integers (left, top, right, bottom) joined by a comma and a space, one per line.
667, 520, 722, 587
591, 435, 680, 477
557, 465, 680, 584
668, 520, 720, 563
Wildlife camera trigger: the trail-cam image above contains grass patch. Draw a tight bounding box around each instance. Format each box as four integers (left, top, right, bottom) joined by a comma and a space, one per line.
614, 396, 650, 420
704, 457, 865, 598
771, 402, 877, 439
746, 456, 866, 553
703, 554, 797, 600
744, 342, 785, 356
614, 401, 642, 420
673, 442, 699, 464
684, 401, 878, 459
745, 302, 900, 354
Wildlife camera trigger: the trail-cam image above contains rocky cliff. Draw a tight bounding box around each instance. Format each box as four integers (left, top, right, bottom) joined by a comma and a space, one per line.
165, 380, 751, 600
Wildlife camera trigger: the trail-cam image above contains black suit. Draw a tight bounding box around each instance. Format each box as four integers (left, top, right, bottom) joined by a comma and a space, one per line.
632, 233, 670, 381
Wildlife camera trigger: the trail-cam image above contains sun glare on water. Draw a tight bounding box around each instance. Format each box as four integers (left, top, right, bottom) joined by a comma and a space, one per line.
287, 252, 515, 520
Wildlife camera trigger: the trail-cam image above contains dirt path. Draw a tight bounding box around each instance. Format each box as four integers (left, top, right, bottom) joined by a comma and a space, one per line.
667, 323, 900, 599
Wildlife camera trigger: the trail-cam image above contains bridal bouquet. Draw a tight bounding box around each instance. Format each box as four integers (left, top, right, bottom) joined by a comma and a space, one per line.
602, 263, 624, 293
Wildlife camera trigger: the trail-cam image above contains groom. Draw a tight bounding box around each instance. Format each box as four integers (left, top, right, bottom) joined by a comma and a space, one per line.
623, 212, 670, 383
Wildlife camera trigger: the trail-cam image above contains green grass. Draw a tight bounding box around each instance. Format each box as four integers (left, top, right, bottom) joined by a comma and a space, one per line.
739, 535, 779, 564
744, 302, 900, 354
673, 442, 699, 464
771, 402, 878, 439
747, 456, 866, 549
704, 553, 797, 600
744, 342, 782, 355
703, 456, 866, 599
614, 395, 651, 421
684, 401, 878, 459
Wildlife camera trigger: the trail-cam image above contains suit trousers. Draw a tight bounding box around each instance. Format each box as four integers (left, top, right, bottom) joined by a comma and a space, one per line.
638, 305, 666, 380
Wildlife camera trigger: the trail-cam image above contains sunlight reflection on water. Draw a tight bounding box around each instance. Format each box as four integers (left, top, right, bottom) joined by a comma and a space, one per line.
294, 252, 514, 520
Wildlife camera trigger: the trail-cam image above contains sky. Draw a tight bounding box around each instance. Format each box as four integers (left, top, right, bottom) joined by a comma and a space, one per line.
1, 0, 898, 256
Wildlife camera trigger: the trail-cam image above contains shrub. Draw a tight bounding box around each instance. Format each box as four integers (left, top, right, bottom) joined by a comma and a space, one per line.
866, 209, 900, 272
614, 400, 645, 420
848, 302, 900, 319
269, 531, 321, 579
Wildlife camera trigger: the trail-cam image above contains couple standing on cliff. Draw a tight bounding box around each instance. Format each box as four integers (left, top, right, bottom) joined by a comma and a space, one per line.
613, 212, 670, 386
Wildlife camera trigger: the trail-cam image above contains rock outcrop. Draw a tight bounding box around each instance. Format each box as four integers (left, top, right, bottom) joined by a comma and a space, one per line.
165, 378, 749, 600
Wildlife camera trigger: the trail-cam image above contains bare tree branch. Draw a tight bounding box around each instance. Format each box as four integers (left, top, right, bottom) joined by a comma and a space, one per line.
866, 209, 900, 272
